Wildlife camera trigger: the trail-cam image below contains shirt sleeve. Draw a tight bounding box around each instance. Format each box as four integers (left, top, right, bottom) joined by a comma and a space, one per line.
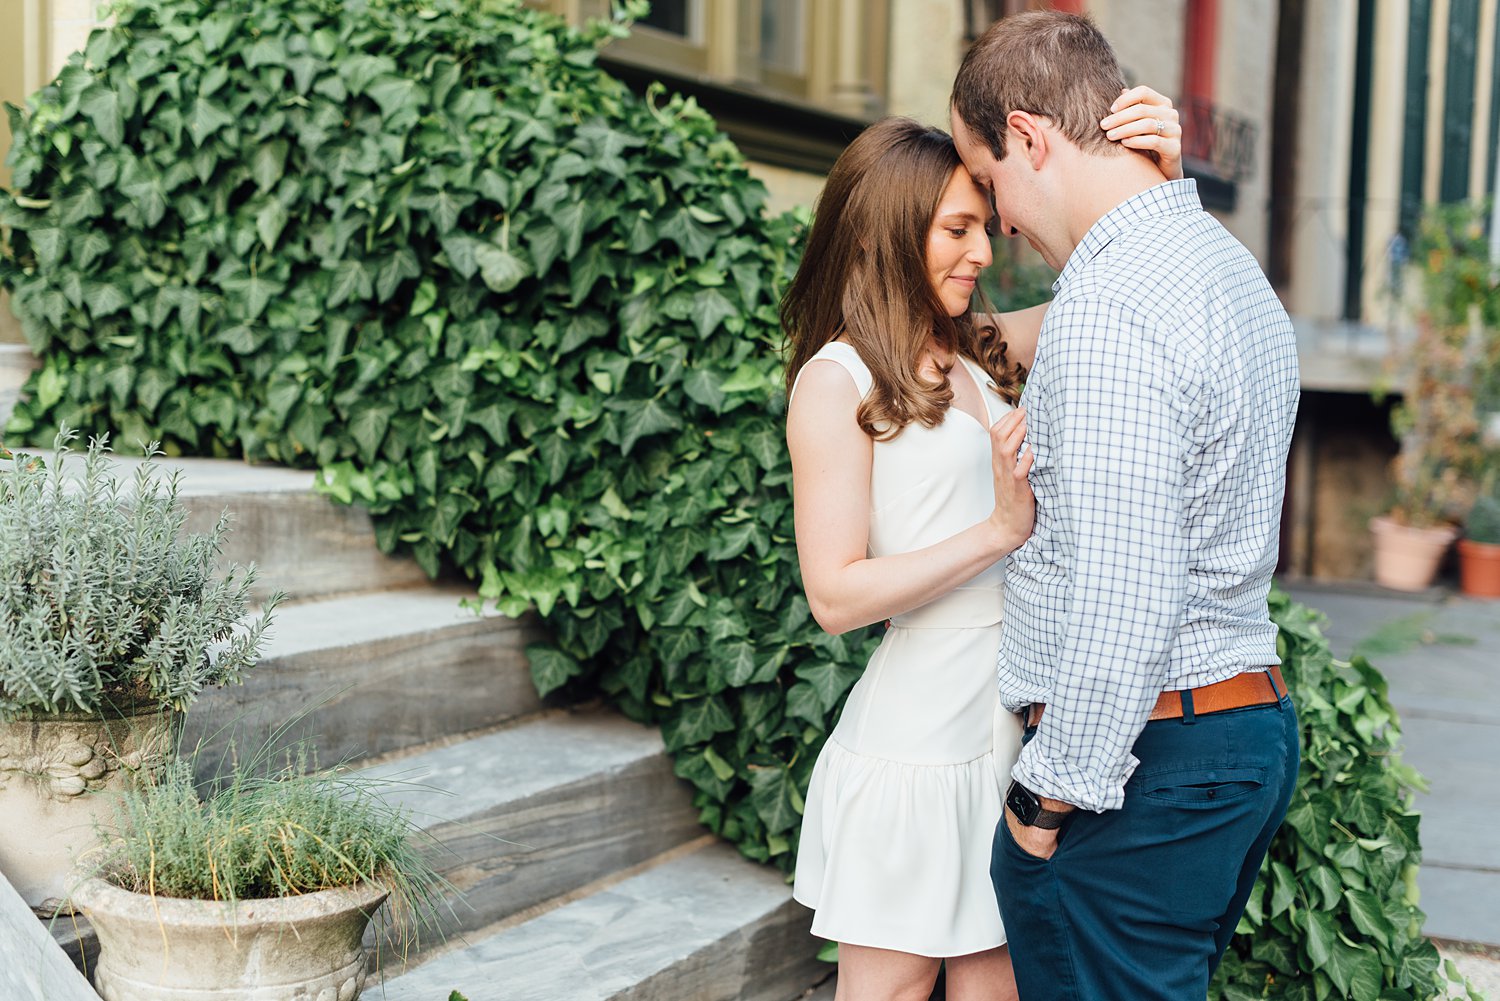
1009, 295, 1194, 812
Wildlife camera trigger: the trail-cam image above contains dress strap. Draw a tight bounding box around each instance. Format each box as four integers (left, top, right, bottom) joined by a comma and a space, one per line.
789, 341, 874, 405
955, 355, 1008, 425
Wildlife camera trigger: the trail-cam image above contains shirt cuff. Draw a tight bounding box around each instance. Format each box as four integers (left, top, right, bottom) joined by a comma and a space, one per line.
1010, 742, 1140, 814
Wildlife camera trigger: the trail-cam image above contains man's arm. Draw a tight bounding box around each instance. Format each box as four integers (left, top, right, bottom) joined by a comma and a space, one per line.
1010, 296, 1193, 816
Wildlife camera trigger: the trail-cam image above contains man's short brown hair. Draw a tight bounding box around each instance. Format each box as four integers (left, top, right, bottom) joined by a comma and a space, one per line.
951, 10, 1127, 160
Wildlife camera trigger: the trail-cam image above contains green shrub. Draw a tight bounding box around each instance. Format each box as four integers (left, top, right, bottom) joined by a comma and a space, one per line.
1467, 493, 1500, 544
1216, 590, 1477, 1001
0, 429, 279, 718
0, 0, 850, 867
0, 3, 1474, 997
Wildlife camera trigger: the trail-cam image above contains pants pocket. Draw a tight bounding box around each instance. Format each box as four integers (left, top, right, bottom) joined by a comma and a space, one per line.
996, 811, 1060, 864
1139, 766, 1266, 808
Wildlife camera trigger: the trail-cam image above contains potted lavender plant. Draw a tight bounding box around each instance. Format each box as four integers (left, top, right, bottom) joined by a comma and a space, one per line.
0, 430, 280, 913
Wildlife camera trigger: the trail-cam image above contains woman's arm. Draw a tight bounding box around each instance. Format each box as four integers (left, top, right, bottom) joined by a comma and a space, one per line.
986, 303, 1047, 371
787, 360, 1034, 635
982, 86, 1183, 369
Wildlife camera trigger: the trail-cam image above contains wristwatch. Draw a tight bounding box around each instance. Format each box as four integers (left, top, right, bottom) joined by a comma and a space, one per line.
1006, 780, 1071, 830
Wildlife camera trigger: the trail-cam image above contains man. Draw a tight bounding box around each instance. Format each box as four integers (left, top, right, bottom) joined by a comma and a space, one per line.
950, 12, 1301, 1001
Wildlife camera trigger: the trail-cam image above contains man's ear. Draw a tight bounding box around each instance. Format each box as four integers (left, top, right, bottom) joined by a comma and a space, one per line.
1006, 110, 1049, 169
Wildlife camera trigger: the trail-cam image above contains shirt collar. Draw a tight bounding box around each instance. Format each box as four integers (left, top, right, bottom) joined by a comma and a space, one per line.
1051, 178, 1202, 294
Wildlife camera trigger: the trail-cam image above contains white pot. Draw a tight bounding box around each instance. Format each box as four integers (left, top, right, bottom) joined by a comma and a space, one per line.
73, 878, 389, 1001
0, 707, 176, 914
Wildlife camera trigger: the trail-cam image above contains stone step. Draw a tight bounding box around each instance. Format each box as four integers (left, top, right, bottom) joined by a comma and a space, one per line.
362, 707, 702, 955
1, 866, 98, 1001
182, 586, 548, 776
10, 449, 432, 602
375, 841, 825, 1001
158, 455, 435, 603
56, 707, 702, 977
0, 344, 40, 430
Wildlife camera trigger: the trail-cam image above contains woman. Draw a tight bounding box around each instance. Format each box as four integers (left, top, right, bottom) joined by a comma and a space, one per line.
783, 89, 1182, 1001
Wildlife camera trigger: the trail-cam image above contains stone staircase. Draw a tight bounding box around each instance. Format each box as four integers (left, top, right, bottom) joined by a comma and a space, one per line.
45, 454, 829, 1001
0, 345, 41, 430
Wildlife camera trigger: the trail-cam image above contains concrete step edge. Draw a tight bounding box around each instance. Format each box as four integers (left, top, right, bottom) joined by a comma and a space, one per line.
376, 840, 825, 1001
2, 450, 431, 602
182, 587, 548, 776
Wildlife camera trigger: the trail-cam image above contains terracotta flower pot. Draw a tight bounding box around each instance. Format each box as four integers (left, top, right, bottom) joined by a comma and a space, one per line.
1458, 538, 1500, 598
0, 705, 177, 915
73, 877, 389, 1001
1369, 515, 1459, 592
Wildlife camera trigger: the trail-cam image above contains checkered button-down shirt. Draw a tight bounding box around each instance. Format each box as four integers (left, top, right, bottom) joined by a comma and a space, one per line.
1000, 179, 1299, 812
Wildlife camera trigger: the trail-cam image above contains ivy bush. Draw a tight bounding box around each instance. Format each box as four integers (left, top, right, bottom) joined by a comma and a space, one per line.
0, 0, 856, 865
0, 2, 1475, 997
1219, 592, 1477, 1000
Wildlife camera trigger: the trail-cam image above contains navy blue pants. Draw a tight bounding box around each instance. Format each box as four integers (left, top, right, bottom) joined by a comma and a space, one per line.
991, 694, 1299, 1001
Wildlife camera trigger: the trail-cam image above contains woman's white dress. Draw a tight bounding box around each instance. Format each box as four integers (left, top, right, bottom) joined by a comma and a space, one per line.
790, 340, 1024, 958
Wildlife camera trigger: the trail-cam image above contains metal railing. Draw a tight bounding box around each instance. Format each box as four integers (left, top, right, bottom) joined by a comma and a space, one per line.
1181, 96, 1260, 183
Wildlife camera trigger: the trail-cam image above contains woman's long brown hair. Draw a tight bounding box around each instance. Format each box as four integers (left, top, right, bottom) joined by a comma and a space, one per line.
781, 117, 1025, 440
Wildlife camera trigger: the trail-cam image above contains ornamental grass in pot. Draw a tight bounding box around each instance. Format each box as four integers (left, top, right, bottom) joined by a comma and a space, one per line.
73, 749, 445, 1001
0, 431, 281, 913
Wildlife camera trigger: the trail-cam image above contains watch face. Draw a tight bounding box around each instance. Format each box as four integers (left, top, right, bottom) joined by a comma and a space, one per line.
1006, 781, 1039, 824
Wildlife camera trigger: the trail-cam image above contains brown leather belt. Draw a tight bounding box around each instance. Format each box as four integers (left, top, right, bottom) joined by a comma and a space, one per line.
1022, 666, 1287, 728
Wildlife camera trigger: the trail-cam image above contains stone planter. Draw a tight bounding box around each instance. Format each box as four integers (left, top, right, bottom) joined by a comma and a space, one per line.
73, 877, 389, 1001
1458, 538, 1500, 598
1369, 515, 1459, 592
0, 706, 177, 914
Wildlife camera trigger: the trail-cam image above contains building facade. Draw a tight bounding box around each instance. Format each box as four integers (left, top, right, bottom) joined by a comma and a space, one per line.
1276, 0, 1500, 579
6, 0, 1494, 582
540, 0, 1276, 254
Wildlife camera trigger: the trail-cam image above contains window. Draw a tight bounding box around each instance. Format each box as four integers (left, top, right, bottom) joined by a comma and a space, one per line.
637, 0, 694, 39
548, 0, 885, 118
760, 0, 805, 75
536, 0, 887, 171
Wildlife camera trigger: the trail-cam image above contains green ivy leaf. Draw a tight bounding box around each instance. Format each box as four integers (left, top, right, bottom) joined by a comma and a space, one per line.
185, 97, 235, 146
473, 244, 529, 294
794, 660, 860, 714
252, 140, 289, 192
609, 398, 680, 455
682, 367, 726, 412
367, 76, 420, 119
688, 288, 736, 339
79, 86, 124, 148
662, 695, 734, 751
256, 200, 289, 250
719, 641, 756, 687
747, 766, 801, 835
1325, 938, 1383, 999
327, 259, 372, 308
526, 643, 580, 697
